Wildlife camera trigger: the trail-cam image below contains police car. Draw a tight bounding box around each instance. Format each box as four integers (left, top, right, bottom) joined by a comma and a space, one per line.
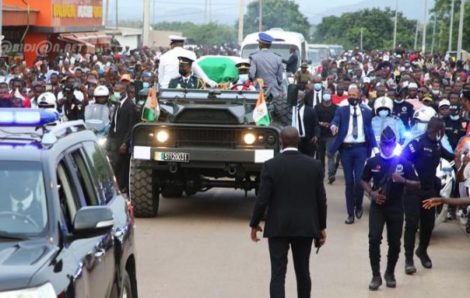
0, 109, 137, 297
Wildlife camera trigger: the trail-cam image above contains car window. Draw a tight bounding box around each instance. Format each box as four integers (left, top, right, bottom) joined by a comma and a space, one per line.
82, 141, 116, 204
0, 161, 47, 235
70, 150, 99, 206
57, 162, 80, 232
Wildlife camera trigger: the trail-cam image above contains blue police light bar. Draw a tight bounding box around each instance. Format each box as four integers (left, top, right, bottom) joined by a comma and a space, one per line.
0, 109, 59, 127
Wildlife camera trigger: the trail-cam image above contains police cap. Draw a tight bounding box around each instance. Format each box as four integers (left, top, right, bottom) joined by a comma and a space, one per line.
380, 126, 396, 145
258, 32, 274, 44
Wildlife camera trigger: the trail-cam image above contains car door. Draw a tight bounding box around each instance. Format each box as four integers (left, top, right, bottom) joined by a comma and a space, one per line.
67, 148, 116, 298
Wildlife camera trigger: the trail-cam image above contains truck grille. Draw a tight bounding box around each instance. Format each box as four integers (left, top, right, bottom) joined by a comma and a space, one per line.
175, 128, 239, 148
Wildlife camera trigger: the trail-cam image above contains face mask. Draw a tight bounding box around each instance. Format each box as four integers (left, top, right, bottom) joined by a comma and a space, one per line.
143, 82, 150, 88
314, 83, 322, 91
378, 110, 389, 118
114, 92, 122, 101
432, 89, 440, 95
323, 94, 331, 102
450, 114, 460, 121
436, 132, 442, 141
239, 74, 249, 83
348, 97, 359, 106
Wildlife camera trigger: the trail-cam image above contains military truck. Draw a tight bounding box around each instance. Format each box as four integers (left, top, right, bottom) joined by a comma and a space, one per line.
129, 88, 288, 217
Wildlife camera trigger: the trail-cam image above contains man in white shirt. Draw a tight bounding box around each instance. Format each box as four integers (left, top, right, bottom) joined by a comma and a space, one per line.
158, 35, 217, 88
328, 85, 378, 224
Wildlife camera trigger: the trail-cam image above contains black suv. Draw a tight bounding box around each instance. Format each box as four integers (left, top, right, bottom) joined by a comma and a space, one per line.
0, 109, 138, 298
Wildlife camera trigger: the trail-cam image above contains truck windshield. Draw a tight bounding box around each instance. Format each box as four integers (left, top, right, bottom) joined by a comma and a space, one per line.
0, 161, 48, 237
308, 48, 330, 65
241, 44, 299, 61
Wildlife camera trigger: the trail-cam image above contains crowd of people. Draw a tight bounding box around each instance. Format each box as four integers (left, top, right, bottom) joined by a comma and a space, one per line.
248, 32, 470, 296
1, 30, 470, 295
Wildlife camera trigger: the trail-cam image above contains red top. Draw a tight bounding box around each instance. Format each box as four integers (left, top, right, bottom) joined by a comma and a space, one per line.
332, 94, 348, 106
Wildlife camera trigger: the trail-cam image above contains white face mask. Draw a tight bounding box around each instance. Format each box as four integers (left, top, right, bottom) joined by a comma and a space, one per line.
114, 92, 122, 101
378, 110, 389, 118
239, 74, 249, 83
323, 94, 332, 102
143, 82, 150, 88
436, 132, 443, 141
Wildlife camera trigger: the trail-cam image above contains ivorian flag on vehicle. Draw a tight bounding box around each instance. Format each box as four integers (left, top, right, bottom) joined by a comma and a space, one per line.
142, 87, 160, 122
253, 91, 270, 126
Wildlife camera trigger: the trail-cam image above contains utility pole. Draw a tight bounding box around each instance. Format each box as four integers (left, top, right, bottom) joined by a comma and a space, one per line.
360, 27, 364, 51
431, 14, 437, 54
259, 0, 263, 32
422, 0, 428, 53
104, 0, 109, 27
457, 0, 466, 60
143, 0, 150, 46
414, 21, 419, 50
238, 0, 245, 44
115, 0, 119, 29
393, 0, 398, 49
449, 0, 455, 52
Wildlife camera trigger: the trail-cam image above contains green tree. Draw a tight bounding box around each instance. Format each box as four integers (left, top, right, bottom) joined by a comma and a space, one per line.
238, 0, 310, 37
152, 22, 237, 46
314, 8, 418, 51
431, 0, 470, 53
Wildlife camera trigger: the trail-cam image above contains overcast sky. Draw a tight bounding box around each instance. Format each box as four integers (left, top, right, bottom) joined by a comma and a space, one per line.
105, 0, 435, 25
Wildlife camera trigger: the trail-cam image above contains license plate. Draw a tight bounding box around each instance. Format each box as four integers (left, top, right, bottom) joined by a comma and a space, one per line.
155, 152, 190, 163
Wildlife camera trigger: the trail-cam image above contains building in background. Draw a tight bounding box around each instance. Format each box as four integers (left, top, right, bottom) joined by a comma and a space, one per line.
104, 27, 142, 50
2, 0, 110, 65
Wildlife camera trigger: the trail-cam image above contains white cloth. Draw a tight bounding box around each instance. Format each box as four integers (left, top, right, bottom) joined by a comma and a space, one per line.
344, 104, 365, 143
291, 105, 306, 137
11, 192, 33, 212
158, 47, 197, 88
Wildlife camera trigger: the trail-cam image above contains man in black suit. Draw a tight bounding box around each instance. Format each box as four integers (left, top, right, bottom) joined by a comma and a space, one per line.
250, 127, 327, 298
108, 81, 138, 194
291, 91, 320, 157
4, 171, 44, 229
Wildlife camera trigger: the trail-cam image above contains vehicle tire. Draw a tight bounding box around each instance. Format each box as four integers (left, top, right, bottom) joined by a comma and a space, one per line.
121, 271, 133, 298
272, 95, 292, 127
129, 159, 159, 217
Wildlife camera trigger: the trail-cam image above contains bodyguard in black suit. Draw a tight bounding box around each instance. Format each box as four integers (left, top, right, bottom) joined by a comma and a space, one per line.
292, 91, 320, 157
108, 81, 138, 194
250, 127, 327, 298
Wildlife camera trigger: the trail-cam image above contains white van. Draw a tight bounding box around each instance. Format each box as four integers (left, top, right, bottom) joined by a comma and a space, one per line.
240, 28, 308, 70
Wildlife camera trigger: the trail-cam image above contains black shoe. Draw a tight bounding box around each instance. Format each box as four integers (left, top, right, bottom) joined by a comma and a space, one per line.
345, 215, 355, 224
416, 248, 432, 269
328, 176, 335, 184
384, 272, 396, 288
405, 259, 417, 275
355, 207, 363, 219
369, 276, 382, 291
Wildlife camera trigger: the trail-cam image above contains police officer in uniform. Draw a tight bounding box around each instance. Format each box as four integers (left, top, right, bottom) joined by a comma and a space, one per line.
362, 127, 420, 291
248, 32, 283, 99
372, 96, 407, 144
168, 54, 205, 89
401, 117, 454, 274
392, 93, 414, 129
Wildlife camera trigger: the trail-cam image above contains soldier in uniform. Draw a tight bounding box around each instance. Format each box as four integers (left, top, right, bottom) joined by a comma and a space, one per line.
294, 62, 313, 91
168, 54, 205, 89
248, 32, 283, 99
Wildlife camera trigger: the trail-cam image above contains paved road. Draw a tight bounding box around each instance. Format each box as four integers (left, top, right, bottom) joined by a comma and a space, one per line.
135, 174, 470, 298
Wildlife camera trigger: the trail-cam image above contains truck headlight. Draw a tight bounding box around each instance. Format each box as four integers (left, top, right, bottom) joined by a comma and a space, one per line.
0, 282, 56, 297
243, 132, 256, 145
156, 130, 169, 143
